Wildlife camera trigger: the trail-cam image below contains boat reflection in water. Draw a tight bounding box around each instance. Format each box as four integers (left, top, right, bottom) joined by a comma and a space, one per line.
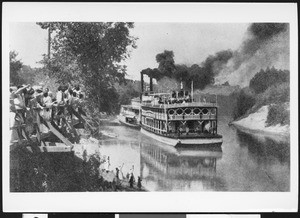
140, 142, 224, 191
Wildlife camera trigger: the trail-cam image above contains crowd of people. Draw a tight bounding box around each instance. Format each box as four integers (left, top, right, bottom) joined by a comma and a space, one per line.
145, 90, 193, 105
9, 83, 86, 142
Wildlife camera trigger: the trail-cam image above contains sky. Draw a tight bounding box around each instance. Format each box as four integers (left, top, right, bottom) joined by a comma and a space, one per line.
9, 22, 249, 80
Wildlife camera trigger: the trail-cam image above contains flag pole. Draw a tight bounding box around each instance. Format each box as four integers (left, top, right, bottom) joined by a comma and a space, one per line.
191, 80, 194, 102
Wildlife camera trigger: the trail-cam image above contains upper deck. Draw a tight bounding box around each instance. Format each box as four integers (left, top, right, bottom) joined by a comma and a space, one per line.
141, 92, 218, 109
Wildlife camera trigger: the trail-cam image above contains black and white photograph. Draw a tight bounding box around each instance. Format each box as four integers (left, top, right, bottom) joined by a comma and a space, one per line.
2, 3, 298, 212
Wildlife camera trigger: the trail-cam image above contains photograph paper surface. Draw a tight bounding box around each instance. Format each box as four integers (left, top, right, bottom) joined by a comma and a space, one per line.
2, 2, 298, 212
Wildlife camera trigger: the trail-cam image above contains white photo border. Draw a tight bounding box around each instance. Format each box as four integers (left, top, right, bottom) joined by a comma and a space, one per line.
2, 2, 298, 212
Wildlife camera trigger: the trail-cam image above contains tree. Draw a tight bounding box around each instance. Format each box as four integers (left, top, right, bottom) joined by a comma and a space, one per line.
249, 67, 289, 94
155, 50, 176, 78
115, 79, 140, 107
10, 51, 24, 86
37, 22, 137, 114
18, 65, 38, 85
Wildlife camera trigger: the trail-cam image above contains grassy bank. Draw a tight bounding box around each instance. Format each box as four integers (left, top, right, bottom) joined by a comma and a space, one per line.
10, 136, 146, 192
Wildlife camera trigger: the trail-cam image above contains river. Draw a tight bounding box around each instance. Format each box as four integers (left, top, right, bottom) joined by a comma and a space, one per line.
97, 114, 290, 192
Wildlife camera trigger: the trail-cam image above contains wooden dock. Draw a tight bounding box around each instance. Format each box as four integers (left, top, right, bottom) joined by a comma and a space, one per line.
10, 105, 96, 154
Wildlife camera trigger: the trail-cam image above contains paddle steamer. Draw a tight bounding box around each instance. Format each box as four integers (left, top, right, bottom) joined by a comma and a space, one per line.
139, 73, 223, 146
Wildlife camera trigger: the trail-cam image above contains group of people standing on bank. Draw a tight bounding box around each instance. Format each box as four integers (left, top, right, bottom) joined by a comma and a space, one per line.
9, 83, 86, 142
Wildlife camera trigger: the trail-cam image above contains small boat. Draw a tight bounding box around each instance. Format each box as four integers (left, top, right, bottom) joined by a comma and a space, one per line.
139, 73, 223, 146
118, 98, 141, 129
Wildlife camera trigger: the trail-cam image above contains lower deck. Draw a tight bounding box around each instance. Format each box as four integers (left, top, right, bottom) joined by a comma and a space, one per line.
141, 127, 223, 146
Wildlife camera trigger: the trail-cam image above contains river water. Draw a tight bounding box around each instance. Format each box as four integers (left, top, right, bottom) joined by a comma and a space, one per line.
97, 113, 290, 192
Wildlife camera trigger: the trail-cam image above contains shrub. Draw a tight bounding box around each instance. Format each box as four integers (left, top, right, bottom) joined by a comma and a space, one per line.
266, 104, 290, 126
233, 88, 256, 119
256, 82, 290, 106
249, 67, 289, 94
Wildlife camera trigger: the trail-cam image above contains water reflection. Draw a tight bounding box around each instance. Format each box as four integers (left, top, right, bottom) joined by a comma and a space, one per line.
234, 130, 290, 191
236, 130, 290, 165
97, 123, 290, 192
140, 142, 225, 191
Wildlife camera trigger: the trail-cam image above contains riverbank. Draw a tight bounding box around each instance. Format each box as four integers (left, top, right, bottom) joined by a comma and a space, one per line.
232, 105, 290, 141
10, 128, 146, 192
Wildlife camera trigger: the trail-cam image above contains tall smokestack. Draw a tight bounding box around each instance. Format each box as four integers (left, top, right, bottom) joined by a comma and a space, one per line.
141, 72, 144, 93
150, 77, 153, 92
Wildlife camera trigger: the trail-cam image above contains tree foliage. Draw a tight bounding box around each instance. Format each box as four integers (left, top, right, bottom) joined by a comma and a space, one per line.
156, 50, 176, 78
115, 79, 140, 107
37, 22, 137, 114
10, 51, 24, 85
232, 88, 256, 119
249, 67, 289, 94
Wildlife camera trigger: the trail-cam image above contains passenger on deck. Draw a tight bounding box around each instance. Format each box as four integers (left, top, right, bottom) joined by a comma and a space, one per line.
171, 91, 176, 98
185, 126, 190, 135
185, 94, 192, 103
170, 95, 176, 104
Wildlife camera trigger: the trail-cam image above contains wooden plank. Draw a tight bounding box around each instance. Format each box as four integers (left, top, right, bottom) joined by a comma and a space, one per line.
45, 121, 74, 148
64, 118, 80, 143
26, 144, 72, 153
10, 132, 52, 151
36, 112, 41, 143
69, 107, 95, 131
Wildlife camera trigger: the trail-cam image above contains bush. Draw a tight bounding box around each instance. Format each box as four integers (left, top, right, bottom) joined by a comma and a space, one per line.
233, 88, 256, 119
256, 82, 290, 106
266, 104, 290, 126
249, 67, 289, 94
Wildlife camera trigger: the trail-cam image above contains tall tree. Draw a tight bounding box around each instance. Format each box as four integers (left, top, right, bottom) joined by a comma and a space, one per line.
37, 22, 137, 114
10, 51, 24, 86
155, 50, 176, 78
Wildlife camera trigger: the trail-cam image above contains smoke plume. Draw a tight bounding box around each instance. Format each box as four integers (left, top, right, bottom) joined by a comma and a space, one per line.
215, 23, 289, 87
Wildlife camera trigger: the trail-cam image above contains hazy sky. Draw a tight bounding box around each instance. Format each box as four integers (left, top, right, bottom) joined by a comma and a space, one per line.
9, 22, 249, 80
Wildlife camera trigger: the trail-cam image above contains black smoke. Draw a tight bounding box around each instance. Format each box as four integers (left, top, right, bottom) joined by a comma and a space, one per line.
241, 23, 289, 56
215, 23, 290, 87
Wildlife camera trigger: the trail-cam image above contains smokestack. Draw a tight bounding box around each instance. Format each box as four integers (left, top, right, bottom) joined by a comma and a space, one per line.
150, 77, 153, 92
141, 72, 144, 93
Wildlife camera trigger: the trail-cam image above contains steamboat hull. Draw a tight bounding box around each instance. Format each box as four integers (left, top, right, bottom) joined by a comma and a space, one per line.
141, 127, 223, 146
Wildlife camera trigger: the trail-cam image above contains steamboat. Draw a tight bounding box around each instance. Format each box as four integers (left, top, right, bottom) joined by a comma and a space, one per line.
139, 72, 223, 146
117, 97, 141, 129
